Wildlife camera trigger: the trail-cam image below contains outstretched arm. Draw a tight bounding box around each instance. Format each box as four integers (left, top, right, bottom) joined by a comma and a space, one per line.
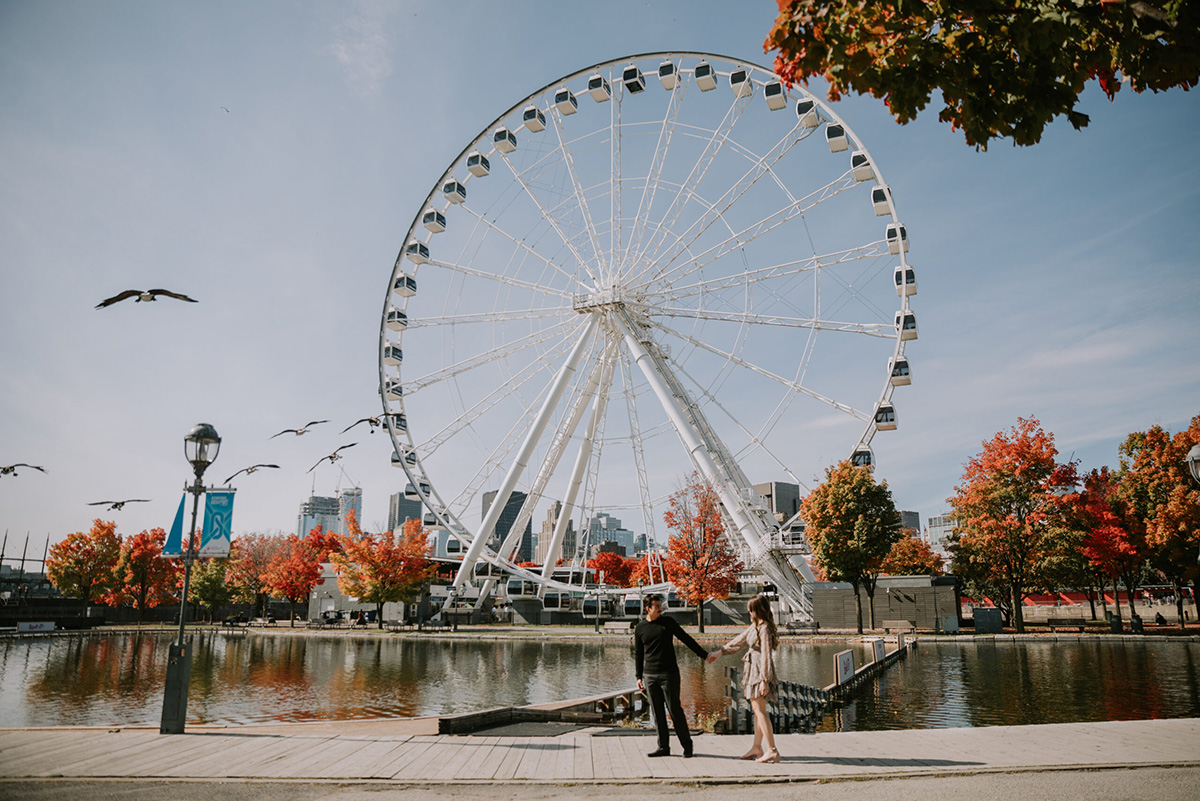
668, 617, 709, 661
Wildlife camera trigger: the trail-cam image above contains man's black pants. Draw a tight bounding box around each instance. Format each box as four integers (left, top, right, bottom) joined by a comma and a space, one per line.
643, 671, 691, 753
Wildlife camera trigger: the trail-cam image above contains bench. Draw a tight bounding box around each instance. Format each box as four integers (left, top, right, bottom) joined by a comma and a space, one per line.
785, 621, 820, 634
1046, 617, 1085, 633
603, 620, 634, 632
881, 619, 916, 634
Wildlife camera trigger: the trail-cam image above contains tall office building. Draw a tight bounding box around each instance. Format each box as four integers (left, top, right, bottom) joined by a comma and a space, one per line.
339, 488, 363, 535
388, 492, 422, 533
927, 513, 955, 554
899, 510, 921, 534
586, 513, 635, 557
297, 495, 340, 538
753, 481, 801, 524
537, 501, 576, 565
483, 490, 533, 563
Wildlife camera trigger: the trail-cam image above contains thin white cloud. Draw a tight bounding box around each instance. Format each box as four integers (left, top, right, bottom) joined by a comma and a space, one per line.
329, 2, 394, 98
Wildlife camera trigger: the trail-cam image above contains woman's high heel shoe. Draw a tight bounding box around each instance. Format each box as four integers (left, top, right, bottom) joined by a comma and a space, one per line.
739, 750, 763, 760
755, 750, 780, 764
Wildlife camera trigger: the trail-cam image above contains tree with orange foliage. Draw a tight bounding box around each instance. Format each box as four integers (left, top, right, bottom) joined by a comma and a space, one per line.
1077, 467, 1148, 618
586, 551, 635, 588
1116, 415, 1200, 627
802, 460, 902, 632
881, 533, 944, 577
948, 417, 1078, 633
111, 528, 179, 622
226, 532, 285, 617
330, 514, 433, 629
46, 519, 122, 613
662, 473, 743, 633
263, 529, 327, 626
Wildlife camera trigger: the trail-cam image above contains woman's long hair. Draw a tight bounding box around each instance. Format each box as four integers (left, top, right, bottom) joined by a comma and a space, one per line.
747, 594, 778, 649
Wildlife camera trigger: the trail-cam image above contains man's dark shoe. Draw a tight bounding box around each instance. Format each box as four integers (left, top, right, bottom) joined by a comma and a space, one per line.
647, 748, 670, 758
682, 749, 694, 758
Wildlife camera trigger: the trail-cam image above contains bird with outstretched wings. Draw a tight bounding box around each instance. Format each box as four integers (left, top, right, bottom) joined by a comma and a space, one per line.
307, 443, 357, 473
223, 464, 280, 484
95, 289, 198, 309
341, 413, 404, 434
88, 499, 151, 511
1, 463, 46, 477
270, 420, 328, 439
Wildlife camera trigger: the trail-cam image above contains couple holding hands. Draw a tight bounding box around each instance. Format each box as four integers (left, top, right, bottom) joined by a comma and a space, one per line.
633, 593, 780, 763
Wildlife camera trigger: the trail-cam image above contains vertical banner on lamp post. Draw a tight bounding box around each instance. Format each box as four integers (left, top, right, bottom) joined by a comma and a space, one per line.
199, 490, 235, 557
163, 494, 187, 558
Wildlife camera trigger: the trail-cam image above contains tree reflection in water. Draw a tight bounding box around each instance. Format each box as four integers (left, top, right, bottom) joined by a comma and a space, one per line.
2, 634, 1197, 729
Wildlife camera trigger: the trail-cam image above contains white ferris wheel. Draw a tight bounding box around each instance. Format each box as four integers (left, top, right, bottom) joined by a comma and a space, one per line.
378, 53, 916, 620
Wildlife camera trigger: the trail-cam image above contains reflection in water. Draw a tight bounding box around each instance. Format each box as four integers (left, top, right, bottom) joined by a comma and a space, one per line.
1, 633, 1197, 730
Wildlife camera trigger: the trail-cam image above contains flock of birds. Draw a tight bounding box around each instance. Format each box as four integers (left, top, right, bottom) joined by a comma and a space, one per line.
4, 413, 407, 513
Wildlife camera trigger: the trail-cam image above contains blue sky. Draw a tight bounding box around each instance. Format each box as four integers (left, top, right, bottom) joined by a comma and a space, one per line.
1, 0, 1197, 561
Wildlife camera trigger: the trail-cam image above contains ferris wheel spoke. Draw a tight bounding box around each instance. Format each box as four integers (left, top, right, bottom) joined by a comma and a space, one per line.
499, 147, 601, 288
619, 76, 688, 280
407, 306, 572, 329
402, 319, 576, 395
664, 241, 889, 302
544, 112, 607, 278
652, 307, 895, 337
617, 346, 660, 548
427, 257, 575, 299
609, 80, 621, 284
456, 204, 593, 293
651, 318, 870, 420
642, 170, 860, 292
629, 83, 754, 274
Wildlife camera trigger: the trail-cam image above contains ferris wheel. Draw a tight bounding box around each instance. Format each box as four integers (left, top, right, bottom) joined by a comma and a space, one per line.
378, 53, 916, 620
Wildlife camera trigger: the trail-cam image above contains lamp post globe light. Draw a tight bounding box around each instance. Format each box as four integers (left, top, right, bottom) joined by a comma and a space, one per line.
160, 423, 220, 735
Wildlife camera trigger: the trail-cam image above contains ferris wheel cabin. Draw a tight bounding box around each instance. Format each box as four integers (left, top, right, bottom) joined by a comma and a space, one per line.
889, 357, 911, 386
895, 310, 918, 340
886, 223, 909, 254
404, 241, 429, 265
826, 124, 848, 152
385, 380, 403, 400
694, 60, 717, 91
587, 74, 611, 102
442, 179, 467, 204
851, 151, 875, 182
622, 64, 645, 93
874, 402, 898, 431
522, 104, 546, 132
851, 446, 874, 468
383, 344, 403, 366
422, 208, 446, 232
466, 151, 490, 177
388, 414, 407, 433
729, 66, 752, 97
405, 481, 430, 500
493, 126, 517, 154
894, 265, 917, 296
390, 448, 416, 468
554, 87, 578, 114
385, 308, 407, 330
658, 60, 677, 89
795, 98, 819, 128
872, 186, 892, 216
764, 80, 786, 110
393, 273, 417, 297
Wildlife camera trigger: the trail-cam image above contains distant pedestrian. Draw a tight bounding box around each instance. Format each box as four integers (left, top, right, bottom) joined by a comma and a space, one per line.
708, 594, 781, 763
634, 593, 709, 758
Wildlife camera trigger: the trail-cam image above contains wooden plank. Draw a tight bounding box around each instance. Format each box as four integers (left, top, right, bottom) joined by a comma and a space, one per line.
1, 730, 159, 775
49, 732, 178, 777
490, 737, 530, 781
0, 729, 93, 762
267, 736, 365, 778
550, 732, 578, 780
152, 733, 294, 777
588, 732, 614, 779
387, 738, 446, 780
370, 737, 437, 780
471, 736, 509, 781
224, 735, 335, 778
314, 737, 414, 779
571, 732, 594, 780
427, 739, 472, 781
511, 737, 547, 779
446, 737, 500, 781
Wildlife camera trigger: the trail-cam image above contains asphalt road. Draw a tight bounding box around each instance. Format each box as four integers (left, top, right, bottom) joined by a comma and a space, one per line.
4, 766, 1199, 801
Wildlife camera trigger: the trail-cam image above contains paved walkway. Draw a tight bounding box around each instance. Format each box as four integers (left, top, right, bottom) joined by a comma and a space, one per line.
1, 718, 1197, 784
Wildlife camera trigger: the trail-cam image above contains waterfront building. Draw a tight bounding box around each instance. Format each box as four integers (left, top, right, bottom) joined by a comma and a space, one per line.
339, 488, 362, 535
388, 492, 422, 533
899, 510, 921, 534
483, 489, 533, 563
297, 495, 340, 538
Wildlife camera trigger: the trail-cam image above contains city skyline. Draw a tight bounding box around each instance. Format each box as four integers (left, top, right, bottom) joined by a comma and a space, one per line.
1, 1, 1196, 561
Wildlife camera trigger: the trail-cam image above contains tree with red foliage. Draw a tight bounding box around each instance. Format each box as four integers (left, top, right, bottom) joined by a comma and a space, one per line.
330, 514, 433, 628
881, 533, 944, 577
1077, 467, 1148, 618
586, 551, 635, 588
1115, 416, 1200, 626
226, 532, 285, 617
766, 1, 1199, 149
263, 530, 326, 627
46, 519, 122, 613
112, 528, 179, 622
948, 417, 1078, 632
662, 473, 743, 633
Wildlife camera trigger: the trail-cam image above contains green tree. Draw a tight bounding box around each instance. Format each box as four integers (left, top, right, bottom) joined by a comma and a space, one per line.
766, 1, 1200, 149
190, 557, 233, 623
801, 460, 902, 632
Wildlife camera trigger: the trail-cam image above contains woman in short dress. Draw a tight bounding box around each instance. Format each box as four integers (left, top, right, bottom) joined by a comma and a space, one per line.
707, 594, 780, 762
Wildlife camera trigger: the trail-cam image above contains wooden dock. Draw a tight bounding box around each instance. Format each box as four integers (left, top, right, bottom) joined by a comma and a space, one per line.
1, 718, 1197, 784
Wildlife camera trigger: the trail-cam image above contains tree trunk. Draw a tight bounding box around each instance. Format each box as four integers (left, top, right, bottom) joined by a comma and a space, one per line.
1113, 577, 1122, 619
1173, 577, 1186, 630
853, 584, 864, 634
865, 587, 877, 629
377, 602, 385, 629
1124, 575, 1138, 617
1085, 586, 1096, 621
289, 600, 296, 627
697, 599, 705, 633
1096, 574, 1108, 615
1011, 583, 1024, 633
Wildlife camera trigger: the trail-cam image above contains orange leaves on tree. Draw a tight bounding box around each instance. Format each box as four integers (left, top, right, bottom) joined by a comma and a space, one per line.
110, 528, 179, 620
263, 532, 325, 627
46, 519, 122, 610
662, 473, 743, 631
881, 532, 944, 577
329, 513, 433, 628
585, 551, 637, 588
226, 532, 285, 616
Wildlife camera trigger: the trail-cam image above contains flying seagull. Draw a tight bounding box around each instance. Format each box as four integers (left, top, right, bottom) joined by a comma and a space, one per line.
1, 463, 46, 477
270, 420, 329, 439
95, 289, 198, 309
88, 499, 151, 511
223, 464, 280, 484
341, 413, 404, 434
221, 106, 231, 113
307, 443, 357, 473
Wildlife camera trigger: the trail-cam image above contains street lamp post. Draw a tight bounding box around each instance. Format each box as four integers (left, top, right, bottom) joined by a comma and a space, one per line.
160, 423, 220, 735
448, 586, 459, 632
930, 574, 940, 634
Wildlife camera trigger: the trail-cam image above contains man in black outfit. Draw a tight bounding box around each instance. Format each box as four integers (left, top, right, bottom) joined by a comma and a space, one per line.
635, 593, 708, 758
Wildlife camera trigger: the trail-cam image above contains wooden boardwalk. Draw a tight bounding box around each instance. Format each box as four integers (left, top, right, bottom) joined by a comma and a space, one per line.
1, 718, 1197, 783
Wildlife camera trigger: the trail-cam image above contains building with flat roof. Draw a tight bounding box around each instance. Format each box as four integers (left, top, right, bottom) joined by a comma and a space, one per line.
298, 495, 340, 538
899, 510, 920, 534
388, 492, 422, 533
483, 490, 533, 563
338, 488, 362, 535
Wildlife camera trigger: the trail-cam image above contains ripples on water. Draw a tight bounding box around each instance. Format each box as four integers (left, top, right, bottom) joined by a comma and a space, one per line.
1, 632, 1196, 730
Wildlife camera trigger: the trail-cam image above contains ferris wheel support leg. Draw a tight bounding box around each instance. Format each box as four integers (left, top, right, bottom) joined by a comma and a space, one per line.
613, 311, 813, 620
447, 317, 599, 605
